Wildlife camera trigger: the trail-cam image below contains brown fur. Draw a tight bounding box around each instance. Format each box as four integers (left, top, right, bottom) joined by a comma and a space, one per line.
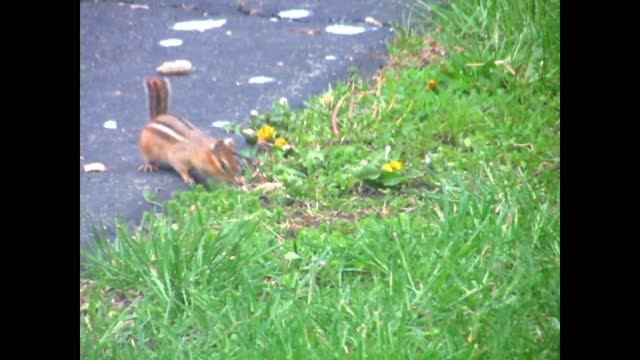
138, 77, 239, 184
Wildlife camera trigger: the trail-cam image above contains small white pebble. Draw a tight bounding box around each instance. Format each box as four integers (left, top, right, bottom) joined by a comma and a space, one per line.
83, 162, 107, 173
325, 24, 366, 35
325, 55, 337, 60
278, 9, 310, 19
248, 76, 275, 84
211, 120, 230, 128
172, 19, 226, 32
158, 38, 183, 47
103, 120, 117, 129
278, 97, 288, 106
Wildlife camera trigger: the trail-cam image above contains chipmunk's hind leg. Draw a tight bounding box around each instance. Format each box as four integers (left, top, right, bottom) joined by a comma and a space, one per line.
138, 128, 171, 173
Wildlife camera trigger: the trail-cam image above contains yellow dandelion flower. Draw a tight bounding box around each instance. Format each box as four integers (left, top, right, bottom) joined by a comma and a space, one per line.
381, 163, 394, 172
426, 79, 437, 90
274, 137, 287, 147
389, 160, 403, 170
256, 124, 275, 142
319, 90, 334, 107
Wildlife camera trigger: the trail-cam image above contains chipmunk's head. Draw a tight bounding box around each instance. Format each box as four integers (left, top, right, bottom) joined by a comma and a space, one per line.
204, 138, 240, 184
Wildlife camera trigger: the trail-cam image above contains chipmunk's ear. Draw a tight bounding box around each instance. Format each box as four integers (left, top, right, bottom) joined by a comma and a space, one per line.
210, 138, 235, 151
210, 140, 229, 152
223, 137, 235, 148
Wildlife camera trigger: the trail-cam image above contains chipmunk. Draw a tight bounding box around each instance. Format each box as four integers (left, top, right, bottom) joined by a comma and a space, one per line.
138, 76, 239, 185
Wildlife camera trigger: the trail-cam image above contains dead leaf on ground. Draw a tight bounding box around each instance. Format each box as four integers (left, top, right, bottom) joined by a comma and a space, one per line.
364, 16, 382, 27
156, 59, 192, 75
288, 28, 321, 35
494, 58, 516, 76
254, 182, 284, 194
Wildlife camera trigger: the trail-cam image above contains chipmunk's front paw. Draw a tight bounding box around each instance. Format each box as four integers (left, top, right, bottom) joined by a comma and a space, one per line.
138, 163, 157, 172
181, 174, 195, 185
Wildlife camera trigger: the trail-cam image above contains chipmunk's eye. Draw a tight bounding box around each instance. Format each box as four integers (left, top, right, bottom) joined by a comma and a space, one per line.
219, 159, 229, 173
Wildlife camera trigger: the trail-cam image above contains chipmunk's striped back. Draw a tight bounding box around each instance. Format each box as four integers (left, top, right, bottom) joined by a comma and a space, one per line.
145, 120, 186, 143
144, 76, 198, 144
143, 114, 198, 144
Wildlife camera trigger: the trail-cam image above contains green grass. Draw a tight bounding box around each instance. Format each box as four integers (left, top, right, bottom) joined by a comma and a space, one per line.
81, 0, 560, 358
